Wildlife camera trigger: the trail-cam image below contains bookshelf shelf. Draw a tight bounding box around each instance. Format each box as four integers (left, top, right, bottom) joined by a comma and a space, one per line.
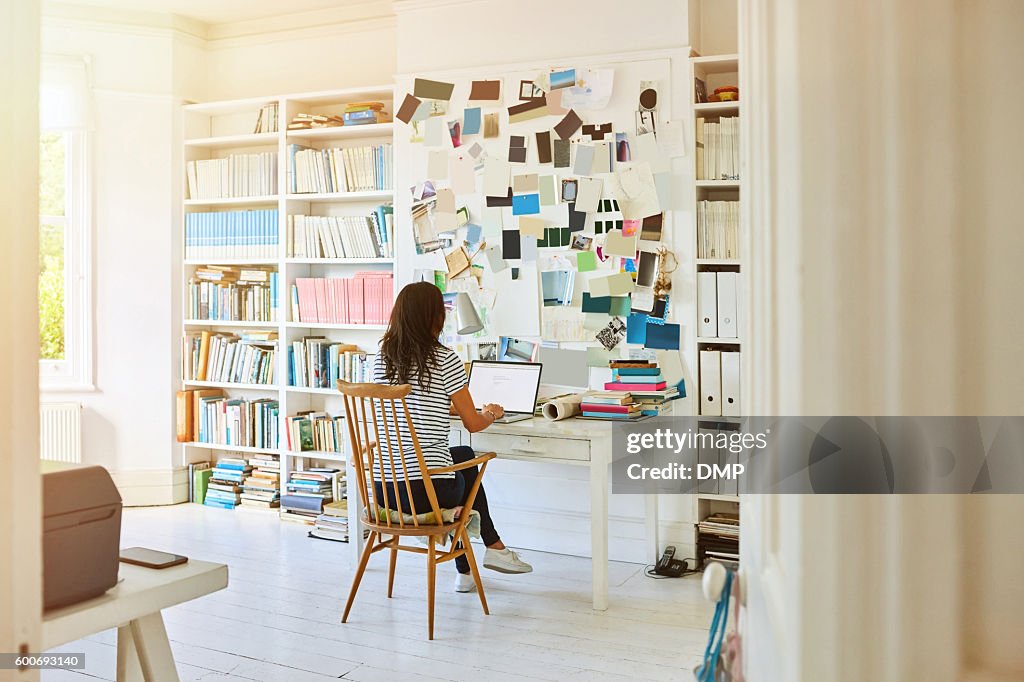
696, 180, 741, 189
285, 190, 394, 203
285, 386, 342, 395
184, 259, 278, 266
285, 257, 394, 265
184, 196, 279, 206
184, 319, 278, 328
691, 53, 739, 73
283, 450, 346, 462
697, 493, 741, 503
694, 102, 740, 115
696, 258, 741, 266
284, 321, 388, 331
183, 442, 281, 455
697, 337, 742, 345
184, 132, 279, 148
287, 122, 394, 141
183, 380, 278, 390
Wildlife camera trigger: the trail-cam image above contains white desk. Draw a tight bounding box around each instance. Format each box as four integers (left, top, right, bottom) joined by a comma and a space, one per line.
450, 416, 656, 611
43, 560, 228, 682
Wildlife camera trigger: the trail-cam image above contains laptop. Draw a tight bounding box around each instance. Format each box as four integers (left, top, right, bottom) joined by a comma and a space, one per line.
467, 361, 543, 423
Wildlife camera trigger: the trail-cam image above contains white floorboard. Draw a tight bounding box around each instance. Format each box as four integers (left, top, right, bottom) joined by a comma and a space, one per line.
44, 504, 713, 681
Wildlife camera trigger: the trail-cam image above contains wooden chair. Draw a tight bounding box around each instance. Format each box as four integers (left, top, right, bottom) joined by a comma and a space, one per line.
337, 380, 496, 639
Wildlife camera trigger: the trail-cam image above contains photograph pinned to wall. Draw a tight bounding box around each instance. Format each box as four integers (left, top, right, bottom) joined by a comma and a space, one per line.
519, 80, 544, 101
636, 80, 658, 135
475, 342, 498, 361
596, 317, 627, 351
541, 269, 575, 307
561, 178, 578, 202
411, 180, 437, 202
636, 251, 659, 289
622, 218, 641, 237
448, 120, 462, 147
498, 336, 539, 362
484, 113, 500, 138
640, 213, 664, 241
549, 68, 577, 90
570, 233, 593, 251
469, 79, 502, 101
560, 68, 614, 110
412, 201, 454, 254
616, 132, 631, 162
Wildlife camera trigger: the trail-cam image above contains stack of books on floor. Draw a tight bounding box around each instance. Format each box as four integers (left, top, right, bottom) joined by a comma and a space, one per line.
310, 499, 350, 542
240, 454, 280, 510
204, 457, 252, 509
288, 338, 372, 389
606, 360, 681, 417
280, 468, 339, 524
578, 391, 642, 420
187, 266, 279, 322
698, 512, 740, 567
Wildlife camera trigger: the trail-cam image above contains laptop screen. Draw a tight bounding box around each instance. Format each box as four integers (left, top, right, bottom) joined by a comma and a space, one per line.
468, 361, 542, 414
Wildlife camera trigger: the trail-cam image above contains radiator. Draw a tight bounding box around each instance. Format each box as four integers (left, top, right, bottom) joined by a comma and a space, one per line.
40, 402, 82, 463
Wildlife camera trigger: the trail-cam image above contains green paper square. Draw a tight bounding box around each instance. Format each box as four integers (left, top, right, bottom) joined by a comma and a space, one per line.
576, 251, 597, 272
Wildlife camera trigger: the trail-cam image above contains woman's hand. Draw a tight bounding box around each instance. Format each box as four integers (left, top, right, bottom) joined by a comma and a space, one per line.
483, 403, 505, 420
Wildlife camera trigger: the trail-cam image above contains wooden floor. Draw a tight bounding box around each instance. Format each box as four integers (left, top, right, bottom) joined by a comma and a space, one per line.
44, 504, 713, 682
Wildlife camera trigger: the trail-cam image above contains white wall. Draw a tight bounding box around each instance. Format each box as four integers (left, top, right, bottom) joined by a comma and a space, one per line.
40, 13, 204, 504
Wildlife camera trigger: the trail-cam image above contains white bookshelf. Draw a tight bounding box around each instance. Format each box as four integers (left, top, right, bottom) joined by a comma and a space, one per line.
179, 86, 397, 544
690, 52, 743, 567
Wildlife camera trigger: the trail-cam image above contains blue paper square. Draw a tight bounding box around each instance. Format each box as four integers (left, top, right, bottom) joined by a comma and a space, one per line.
466, 223, 482, 244
645, 322, 680, 350
627, 313, 649, 344
463, 107, 482, 135
512, 193, 541, 215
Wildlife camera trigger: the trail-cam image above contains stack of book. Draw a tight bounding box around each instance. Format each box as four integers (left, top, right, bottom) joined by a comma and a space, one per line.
280, 468, 339, 524
288, 338, 371, 390
284, 411, 346, 454
342, 101, 390, 126
182, 331, 277, 385
188, 267, 278, 322
310, 500, 350, 542
287, 143, 393, 194
287, 112, 344, 130
176, 389, 280, 448
286, 205, 394, 259
186, 152, 277, 200
204, 457, 252, 509
253, 102, 279, 133
240, 454, 280, 509
185, 209, 278, 260
579, 391, 642, 420
606, 360, 681, 416
696, 116, 740, 181
698, 512, 740, 567
291, 272, 394, 325
697, 200, 740, 259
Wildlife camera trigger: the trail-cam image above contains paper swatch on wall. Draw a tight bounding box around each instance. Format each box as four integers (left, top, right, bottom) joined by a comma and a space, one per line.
424, 117, 446, 147
568, 202, 586, 232
554, 109, 583, 140
576, 250, 597, 272
512, 193, 540, 215
450, 155, 475, 195
589, 272, 635, 297
508, 99, 549, 123
463, 107, 482, 135
518, 216, 545, 238
513, 173, 539, 193
469, 79, 501, 101
545, 88, 568, 115
508, 135, 528, 163
490, 266, 541, 337
553, 139, 571, 168
483, 158, 510, 196
538, 175, 557, 206
536, 131, 553, 164
573, 144, 594, 175
484, 113, 500, 138
603, 229, 637, 258
609, 162, 661, 220
485, 246, 507, 272
520, 235, 539, 262
502, 229, 522, 259
396, 93, 422, 124
427, 150, 449, 180
414, 78, 455, 101
645, 322, 680, 350
575, 177, 603, 213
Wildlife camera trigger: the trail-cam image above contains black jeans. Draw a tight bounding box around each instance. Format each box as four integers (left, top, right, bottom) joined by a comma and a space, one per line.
373, 446, 500, 573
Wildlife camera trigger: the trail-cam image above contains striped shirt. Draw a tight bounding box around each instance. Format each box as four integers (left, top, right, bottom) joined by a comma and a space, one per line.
371, 347, 466, 480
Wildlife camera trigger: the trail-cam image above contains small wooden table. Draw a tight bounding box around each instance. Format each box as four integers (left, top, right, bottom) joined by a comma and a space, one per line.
42, 560, 228, 682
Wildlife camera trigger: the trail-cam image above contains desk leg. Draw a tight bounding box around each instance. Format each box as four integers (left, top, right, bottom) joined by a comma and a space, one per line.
128, 612, 180, 682
645, 493, 661, 564
590, 455, 609, 611
347, 458, 364, 564
116, 625, 143, 682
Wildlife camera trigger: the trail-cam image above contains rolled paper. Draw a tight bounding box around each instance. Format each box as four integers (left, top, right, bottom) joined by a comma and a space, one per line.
541, 393, 588, 421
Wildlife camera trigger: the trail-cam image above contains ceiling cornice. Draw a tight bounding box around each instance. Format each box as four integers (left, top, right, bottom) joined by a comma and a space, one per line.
392, 0, 482, 12
42, 1, 209, 40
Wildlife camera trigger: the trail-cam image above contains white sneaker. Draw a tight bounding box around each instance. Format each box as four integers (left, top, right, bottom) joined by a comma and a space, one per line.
455, 572, 477, 593
483, 547, 533, 574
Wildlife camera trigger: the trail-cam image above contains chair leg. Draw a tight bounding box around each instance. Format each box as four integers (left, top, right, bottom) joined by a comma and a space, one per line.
460, 527, 489, 616
342, 530, 377, 623
427, 538, 437, 640
387, 537, 398, 598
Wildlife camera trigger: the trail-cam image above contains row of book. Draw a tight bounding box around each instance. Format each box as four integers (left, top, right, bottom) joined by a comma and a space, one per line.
182, 331, 277, 385
286, 207, 395, 260
287, 143, 393, 194
177, 389, 280, 448
186, 153, 278, 200
253, 102, 279, 133
698, 511, 739, 567
280, 468, 341, 524
697, 200, 739, 260
289, 339, 373, 390
291, 273, 394, 326
285, 411, 345, 453
188, 267, 279, 322
579, 360, 681, 421
185, 209, 278, 260
696, 116, 740, 182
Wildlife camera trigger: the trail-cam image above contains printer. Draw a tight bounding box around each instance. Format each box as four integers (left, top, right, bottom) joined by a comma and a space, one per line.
42, 466, 122, 611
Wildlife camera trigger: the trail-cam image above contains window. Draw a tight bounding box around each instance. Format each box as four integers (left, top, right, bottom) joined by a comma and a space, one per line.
39, 57, 92, 390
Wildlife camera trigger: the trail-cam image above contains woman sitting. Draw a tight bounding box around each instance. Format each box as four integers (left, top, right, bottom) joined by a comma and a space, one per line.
372, 281, 532, 592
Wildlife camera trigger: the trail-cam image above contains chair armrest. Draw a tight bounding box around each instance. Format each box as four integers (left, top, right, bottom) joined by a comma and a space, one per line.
427, 452, 496, 475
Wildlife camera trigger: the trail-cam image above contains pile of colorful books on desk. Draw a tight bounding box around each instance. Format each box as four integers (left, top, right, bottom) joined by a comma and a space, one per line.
605, 360, 681, 417
579, 391, 642, 420
204, 457, 252, 509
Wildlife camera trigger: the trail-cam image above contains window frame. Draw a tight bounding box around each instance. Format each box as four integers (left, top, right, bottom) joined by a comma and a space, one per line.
39, 126, 93, 391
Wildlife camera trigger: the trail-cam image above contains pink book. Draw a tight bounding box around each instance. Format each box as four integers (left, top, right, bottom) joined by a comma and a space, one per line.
313, 279, 328, 324
382, 276, 394, 320
325, 277, 337, 324
604, 381, 667, 391
338, 278, 349, 324
295, 278, 315, 323
348, 276, 365, 325
367, 277, 382, 324
578, 403, 635, 414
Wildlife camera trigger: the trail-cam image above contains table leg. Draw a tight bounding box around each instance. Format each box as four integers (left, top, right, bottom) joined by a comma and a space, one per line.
645, 493, 661, 564
590, 454, 609, 611
116, 625, 143, 682
129, 612, 180, 682
347, 458, 365, 564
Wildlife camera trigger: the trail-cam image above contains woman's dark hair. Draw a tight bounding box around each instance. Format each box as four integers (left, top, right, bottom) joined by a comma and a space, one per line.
379, 282, 446, 390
